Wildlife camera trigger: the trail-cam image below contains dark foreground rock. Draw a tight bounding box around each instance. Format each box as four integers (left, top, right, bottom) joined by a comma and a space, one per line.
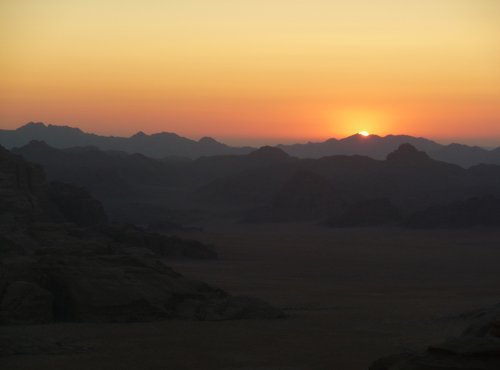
370, 305, 500, 370
0, 144, 283, 324
101, 224, 217, 259
0, 254, 283, 324
0, 332, 93, 357
47, 181, 108, 226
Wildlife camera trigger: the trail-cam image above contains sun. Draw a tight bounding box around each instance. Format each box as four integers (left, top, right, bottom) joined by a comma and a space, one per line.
358, 131, 370, 137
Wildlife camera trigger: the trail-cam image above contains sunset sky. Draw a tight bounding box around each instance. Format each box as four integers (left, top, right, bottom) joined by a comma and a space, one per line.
1, 0, 499, 145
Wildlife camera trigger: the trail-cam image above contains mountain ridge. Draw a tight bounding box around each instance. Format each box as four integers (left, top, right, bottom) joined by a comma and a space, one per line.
2, 122, 500, 167
10, 140, 500, 227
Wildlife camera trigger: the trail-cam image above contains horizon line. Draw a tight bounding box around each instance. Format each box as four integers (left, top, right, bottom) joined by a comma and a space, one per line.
3, 121, 500, 149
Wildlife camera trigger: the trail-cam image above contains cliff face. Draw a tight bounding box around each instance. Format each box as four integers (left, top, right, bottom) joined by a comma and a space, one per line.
0, 145, 48, 226
0, 144, 108, 233
47, 182, 108, 227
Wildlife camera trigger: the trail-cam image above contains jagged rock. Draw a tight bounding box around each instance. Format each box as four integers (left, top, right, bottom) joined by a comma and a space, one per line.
48, 181, 107, 226
386, 143, 431, 162
0, 144, 107, 249
248, 146, 291, 161
0, 281, 53, 324
0, 145, 283, 324
0, 254, 283, 323
0, 145, 49, 226
102, 224, 217, 259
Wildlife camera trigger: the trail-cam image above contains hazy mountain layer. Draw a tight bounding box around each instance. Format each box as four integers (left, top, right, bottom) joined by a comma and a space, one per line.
2, 122, 500, 167
12, 140, 500, 227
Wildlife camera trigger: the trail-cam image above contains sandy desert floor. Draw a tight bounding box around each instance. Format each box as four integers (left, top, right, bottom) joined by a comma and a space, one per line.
2, 223, 500, 370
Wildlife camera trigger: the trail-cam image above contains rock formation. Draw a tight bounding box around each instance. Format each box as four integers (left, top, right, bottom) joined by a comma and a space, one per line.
0, 144, 283, 324
370, 304, 500, 370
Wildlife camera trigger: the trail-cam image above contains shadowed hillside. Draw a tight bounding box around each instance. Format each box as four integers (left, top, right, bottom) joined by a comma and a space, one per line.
3, 122, 500, 166
11, 140, 500, 228
0, 145, 283, 327
0, 122, 253, 158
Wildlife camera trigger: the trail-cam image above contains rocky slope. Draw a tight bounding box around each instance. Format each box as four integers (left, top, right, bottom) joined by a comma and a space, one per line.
370, 304, 500, 370
0, 145, 283, 324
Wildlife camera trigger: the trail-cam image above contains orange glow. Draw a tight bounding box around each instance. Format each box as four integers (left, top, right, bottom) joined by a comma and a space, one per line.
330, 108, 392, 138
1, 0, 500, 145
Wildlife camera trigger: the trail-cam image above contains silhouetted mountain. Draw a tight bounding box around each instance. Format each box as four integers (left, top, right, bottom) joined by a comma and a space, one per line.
248, 146, 290, 160
0, 122, 253, 158
11, 140, 188, 224
386, 143, 431, 162
280, 135, 500, 167
3, 122, 500, 166
12, 141, 500, 226
432, 143, 500, 168
278, 133, 442, 159
196, 144, 500, 222
12, 140, 177, 189
0, 144, 283, 324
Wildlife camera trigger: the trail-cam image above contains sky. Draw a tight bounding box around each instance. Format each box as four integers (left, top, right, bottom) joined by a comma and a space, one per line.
1, 0, 499, 145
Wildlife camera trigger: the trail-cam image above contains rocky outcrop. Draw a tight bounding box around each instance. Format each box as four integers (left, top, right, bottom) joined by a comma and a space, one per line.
0, 144, 283, 324
386, 143, 432, 163
0, 281, 54, 324
370, 305, 500, 370
0, 253, 282, 324
101, 224, 217, 259
248, 146, 291, 161
47, 182, 108, 226
0, 145, 49, 226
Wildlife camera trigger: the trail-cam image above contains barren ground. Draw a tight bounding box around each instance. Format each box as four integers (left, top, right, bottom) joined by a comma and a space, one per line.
2, 223, 500, 370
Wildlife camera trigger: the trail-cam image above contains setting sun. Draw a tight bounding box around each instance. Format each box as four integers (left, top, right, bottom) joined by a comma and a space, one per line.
1, 0, 500, 144
359, 131, 370, 137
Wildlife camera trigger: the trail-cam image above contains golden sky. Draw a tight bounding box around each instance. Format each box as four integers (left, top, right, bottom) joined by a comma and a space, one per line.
1, 0, 499, 144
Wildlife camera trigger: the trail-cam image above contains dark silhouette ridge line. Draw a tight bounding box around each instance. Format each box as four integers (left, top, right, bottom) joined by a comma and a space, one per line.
11, 140, 500, 228
1, 121, 500, 167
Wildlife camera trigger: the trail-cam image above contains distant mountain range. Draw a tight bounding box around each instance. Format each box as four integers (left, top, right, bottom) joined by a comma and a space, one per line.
10, 139, 500, 227
2, 122, 500, 167
0, 122, 252, 159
